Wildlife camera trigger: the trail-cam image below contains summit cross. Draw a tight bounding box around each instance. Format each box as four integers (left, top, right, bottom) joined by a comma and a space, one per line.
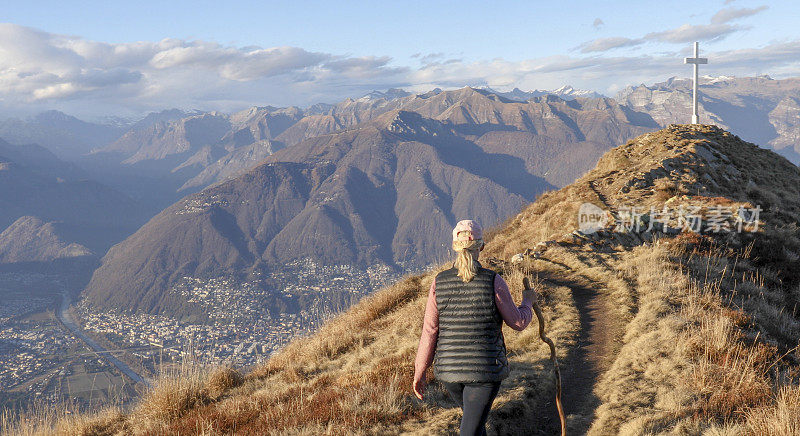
684, 41, 708, 124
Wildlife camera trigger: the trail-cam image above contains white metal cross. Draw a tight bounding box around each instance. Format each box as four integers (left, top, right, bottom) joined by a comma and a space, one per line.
684, 41, 708, 124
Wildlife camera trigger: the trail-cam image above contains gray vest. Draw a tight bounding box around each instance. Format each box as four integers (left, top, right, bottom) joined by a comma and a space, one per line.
433, 265, 509, 383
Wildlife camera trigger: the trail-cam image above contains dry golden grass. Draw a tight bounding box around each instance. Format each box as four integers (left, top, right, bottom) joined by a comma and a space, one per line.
134, 363, 211, 425
743, 385, 800, 435
1, 360, 248, 436
1, 404, 125, 436
205, 367, 244, 400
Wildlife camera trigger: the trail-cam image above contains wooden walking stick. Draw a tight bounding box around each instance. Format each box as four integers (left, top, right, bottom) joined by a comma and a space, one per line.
524, 276, 566, 436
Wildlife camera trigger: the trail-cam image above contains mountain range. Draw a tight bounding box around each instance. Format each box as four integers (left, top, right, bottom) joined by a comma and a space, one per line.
82, 85, 645, 197
484, 85, 606, 101
1, 76, 799, 311
3, 76, 796, 203
80, 76, 800, 204
82, 87, 657, 316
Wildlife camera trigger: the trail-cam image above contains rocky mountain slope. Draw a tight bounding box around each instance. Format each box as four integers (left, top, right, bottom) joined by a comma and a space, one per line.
0, 216, 93, 263
82, 87, 657, 317
276, 87, 658, 187
0, 138, 87, 181
98, 112, 233, 166
617, 75, 800, 164
28, 125, 799, 435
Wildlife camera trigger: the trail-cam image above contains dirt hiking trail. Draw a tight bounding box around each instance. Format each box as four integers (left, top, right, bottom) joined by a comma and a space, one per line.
527, 249, 629, 435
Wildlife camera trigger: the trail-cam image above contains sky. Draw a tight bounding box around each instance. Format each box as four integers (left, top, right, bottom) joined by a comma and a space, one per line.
1, 0, 799, 119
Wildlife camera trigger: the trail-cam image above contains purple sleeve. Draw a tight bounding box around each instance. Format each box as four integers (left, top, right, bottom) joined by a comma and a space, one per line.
414, 278, 438, 382
494, 275, 533, 331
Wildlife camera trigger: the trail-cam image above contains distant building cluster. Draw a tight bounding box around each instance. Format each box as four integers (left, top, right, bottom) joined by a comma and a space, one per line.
0, 296, 52, 323
0, 271, 74, 403
77, 259, 399, 368
175, 195, 229, 215
0, 314, 79, 402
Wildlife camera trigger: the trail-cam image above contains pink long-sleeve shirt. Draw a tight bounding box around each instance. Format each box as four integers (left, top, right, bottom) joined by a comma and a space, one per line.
413, 274, 533, 383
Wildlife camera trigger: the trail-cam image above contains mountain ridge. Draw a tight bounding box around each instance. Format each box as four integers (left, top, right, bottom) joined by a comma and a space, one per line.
0, 142, 149, 264
0, 110, 126, 159
86, 86, 658, 195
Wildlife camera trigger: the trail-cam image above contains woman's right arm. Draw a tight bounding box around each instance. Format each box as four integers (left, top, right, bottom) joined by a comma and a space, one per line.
413, 278, 438, 399
494, 274, 534, 331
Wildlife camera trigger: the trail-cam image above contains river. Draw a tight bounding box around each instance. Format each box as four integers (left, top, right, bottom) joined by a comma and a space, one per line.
57, 291, 150, 387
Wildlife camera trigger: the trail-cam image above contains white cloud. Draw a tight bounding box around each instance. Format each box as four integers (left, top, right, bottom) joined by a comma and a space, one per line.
0, 24, 405, 113
644, 23, 742, 44
711, 40, 800, 67
146, 44, 331, 81
711, 6, 768, 24
1, 22, 799, 118
577, 23, 740, 54
579, 37, 643, 53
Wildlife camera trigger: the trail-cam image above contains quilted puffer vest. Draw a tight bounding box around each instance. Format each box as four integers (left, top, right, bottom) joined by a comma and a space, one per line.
433, 266, 509, 383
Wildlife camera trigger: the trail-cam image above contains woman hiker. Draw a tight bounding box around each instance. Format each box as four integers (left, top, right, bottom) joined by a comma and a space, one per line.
413, 219, 537, 436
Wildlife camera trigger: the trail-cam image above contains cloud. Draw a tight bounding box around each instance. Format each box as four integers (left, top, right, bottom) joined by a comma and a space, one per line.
644, 23, 742, 44
579, 37, 643, 53
576, 22, 743, 53
711, 5, 768, 23
418, 52, 445, 64
148, 44, 331, 81
575, 4, 767, 53
0, 23, 409, 116
324, 56, 392, 72
579, 23, 743, 52
1, 23, 800, 118
711, 40, 800, 67
592, 18, 604, 30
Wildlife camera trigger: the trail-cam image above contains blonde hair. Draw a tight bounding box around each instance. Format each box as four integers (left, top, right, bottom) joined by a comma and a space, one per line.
452, 232, 484, 282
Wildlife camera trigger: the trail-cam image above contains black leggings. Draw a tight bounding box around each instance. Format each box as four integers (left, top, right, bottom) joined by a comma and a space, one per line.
442, 381, 502, 436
